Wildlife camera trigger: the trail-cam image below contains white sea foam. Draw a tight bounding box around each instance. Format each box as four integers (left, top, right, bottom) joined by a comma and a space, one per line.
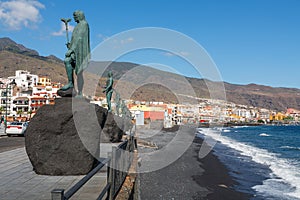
223, 129, 231, 133
259, 133, 270, 137
280, 146, 300, 151
232, 125, 249, 129
198, 128, 300, 200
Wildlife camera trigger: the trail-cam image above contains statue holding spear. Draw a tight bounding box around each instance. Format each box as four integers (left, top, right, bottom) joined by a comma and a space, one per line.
61, 18, 71, 44
59, 10, 90, 98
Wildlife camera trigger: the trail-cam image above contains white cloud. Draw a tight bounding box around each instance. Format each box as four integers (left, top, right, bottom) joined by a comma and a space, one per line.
163, 51, 190, 57
0, 0, 45, 30
97, 33, 108, 41
109, 37, 134, 49
52, 22, 74, 37
180, 51, 189, 56
163, 52, 175, 57
120, 37, 134, 44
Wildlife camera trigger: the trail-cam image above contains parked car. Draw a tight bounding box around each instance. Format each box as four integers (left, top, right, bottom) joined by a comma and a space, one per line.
6, 122, 28, 136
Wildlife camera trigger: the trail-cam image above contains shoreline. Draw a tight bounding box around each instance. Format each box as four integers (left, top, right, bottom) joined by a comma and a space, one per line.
198, 122, 263, 128
198, 122, 300, 128
193, 136, 252, 199
137, 126, 251, 199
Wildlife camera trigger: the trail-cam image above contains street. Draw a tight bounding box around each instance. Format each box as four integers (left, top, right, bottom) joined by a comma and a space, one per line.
0, 126, 25, 152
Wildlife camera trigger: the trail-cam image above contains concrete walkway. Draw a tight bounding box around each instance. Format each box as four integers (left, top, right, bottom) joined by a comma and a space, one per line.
0, 125, 6, 136
0, 147, 109, 200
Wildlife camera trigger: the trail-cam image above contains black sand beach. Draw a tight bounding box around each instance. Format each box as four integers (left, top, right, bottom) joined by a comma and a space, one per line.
137, 125, 251, 200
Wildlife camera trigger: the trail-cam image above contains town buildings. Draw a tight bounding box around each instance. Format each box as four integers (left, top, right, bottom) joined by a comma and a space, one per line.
0, 70, 60, 121
0, 70, 298, 125
127, 98, 298, 126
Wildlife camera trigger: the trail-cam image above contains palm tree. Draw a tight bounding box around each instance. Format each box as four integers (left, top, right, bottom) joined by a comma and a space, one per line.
17, 110, 23, 121
27, 109, 32, 121
0, 106, 3, 125
17, 110, 23, 116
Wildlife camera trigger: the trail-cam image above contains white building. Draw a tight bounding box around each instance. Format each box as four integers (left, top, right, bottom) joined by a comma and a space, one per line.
8, 70, 38, 91
32, 85, 59, 98
0, 83, 14, 117
1, 70, 60, 120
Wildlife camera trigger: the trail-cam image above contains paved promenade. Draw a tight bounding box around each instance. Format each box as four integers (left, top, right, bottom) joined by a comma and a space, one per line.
0, 125, 5, 136
0, 147, 108, 200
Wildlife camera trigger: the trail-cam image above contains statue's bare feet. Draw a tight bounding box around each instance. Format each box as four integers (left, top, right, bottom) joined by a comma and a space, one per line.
75, 94, 83, 98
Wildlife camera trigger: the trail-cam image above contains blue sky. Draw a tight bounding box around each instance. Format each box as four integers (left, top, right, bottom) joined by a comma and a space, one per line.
0, 0, 300, 88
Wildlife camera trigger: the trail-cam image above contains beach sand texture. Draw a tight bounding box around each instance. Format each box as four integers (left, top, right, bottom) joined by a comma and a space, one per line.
137, 125, 251, 200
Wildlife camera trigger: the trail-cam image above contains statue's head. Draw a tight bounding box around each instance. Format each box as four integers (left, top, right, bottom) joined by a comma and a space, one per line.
73, 10, 85, 22
108, 71, 113, 77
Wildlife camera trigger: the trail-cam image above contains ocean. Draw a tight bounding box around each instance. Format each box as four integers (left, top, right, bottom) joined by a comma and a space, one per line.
196, 125, 300, 200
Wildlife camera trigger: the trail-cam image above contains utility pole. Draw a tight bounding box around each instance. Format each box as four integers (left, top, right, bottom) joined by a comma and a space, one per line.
5, 85, 8, 134
4, 80, 16, 134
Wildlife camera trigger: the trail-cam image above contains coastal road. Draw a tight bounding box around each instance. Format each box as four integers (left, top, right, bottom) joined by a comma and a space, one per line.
0, 136, 25, 153
0, 125, 25, 153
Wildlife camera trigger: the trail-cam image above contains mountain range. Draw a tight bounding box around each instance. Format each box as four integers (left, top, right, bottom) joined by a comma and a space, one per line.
1, 37, 300, 112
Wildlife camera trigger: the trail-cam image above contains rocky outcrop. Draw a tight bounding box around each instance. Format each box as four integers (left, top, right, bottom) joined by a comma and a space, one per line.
101, 112, 131, 143
57, 87, 76, 97
25, 98, 107, 175
25, 97, 133, 175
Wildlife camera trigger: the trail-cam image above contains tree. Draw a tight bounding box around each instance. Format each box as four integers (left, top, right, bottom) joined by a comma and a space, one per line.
17, 110, 23, 117
257, 119, 265, 124
284, 116, 294, 121
27, 109, 32, 121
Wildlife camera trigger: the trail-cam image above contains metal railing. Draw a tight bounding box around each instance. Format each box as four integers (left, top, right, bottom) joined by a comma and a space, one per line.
51, 135, 136, 200
108, 135, 136, 200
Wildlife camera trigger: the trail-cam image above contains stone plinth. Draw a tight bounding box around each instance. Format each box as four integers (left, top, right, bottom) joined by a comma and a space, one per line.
101, 112, 124, 143
25, 98, 106, 175
57, 87, 76, 97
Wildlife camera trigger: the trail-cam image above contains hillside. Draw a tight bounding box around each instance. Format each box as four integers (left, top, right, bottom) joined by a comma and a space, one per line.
85, 65, 300, 111
1, 37, 300, 111
224, 83, 300, 111
0, 37, 65, 83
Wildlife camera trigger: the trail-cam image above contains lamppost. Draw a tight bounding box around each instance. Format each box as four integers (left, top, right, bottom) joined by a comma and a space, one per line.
0, 80, 16, 134
0, 81, 3, 129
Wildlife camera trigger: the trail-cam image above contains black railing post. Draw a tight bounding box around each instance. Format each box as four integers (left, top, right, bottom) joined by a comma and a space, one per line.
49, 138, 136, 200
106, 152, 112, 200
108, 146, 117, 200
51, 189, 65, 200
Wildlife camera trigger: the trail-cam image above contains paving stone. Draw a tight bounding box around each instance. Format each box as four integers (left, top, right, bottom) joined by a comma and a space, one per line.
0, 147, 109, 200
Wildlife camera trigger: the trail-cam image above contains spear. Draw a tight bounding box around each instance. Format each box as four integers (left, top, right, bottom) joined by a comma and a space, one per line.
61, 18, 71, 44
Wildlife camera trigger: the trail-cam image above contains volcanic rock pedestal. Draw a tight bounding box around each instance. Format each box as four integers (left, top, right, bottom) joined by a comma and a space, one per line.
101, 112, 125, 143
99, 112, 132, 142
25, 98, 107, 175
57, 87, 76, 97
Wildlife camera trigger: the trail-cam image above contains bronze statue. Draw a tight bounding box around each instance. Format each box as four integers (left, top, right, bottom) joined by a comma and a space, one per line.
60, 10, 90, 97
114, 90, 121, 116
103, 71, 114, 112
121, 100, 131, 119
